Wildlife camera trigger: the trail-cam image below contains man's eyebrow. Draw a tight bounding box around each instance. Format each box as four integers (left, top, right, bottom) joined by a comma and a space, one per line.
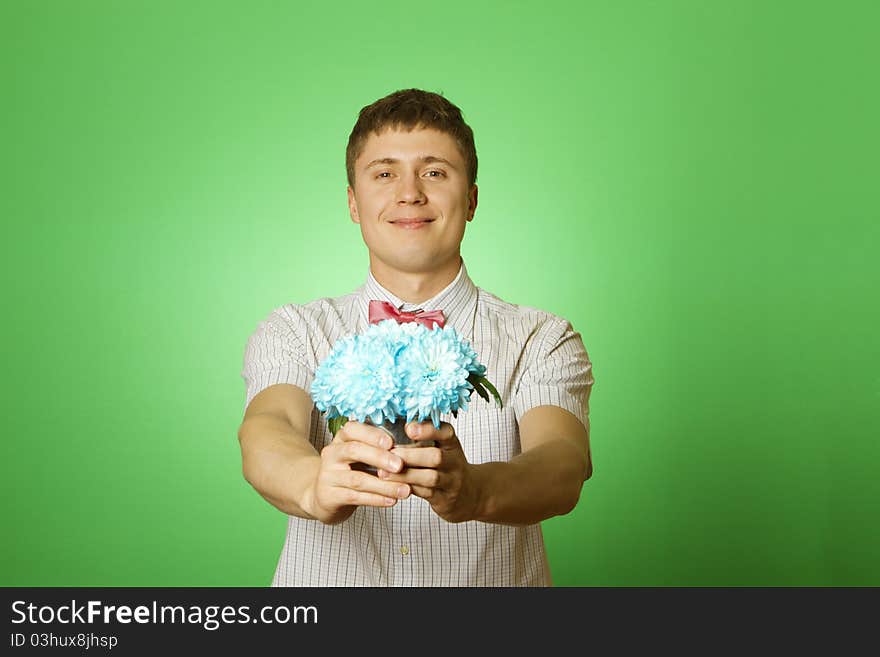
363, 156, 458, 169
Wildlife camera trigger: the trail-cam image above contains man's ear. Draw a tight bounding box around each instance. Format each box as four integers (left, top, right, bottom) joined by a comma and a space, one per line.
347, 185, 360, 224
466, 184, 478, 222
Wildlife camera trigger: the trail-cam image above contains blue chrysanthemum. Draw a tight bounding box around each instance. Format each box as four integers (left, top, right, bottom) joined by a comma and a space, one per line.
456, 333, 487, 378
366, 318, 423, 345
397, 325, 477, 428
310, 331, 400, 424
310, 319, 496, 432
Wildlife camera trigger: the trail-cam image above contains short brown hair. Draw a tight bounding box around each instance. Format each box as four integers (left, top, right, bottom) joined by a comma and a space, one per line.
345, 88, 478, 188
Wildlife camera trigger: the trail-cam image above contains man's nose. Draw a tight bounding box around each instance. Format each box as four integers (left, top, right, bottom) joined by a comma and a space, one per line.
396, 173, 427, 203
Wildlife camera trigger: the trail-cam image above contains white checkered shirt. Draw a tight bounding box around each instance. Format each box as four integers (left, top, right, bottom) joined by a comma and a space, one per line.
241, 259, 594, 586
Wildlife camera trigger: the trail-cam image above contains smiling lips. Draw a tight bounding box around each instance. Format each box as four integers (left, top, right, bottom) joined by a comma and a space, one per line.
391, 218, 434, 229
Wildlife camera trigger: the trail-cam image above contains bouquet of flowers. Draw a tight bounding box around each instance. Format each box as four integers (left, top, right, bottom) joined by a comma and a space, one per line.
310, 319, 502, 436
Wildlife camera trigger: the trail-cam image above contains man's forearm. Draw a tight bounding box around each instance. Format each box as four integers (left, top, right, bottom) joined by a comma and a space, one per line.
238, 413, 321, 519
470, 438, 587, 526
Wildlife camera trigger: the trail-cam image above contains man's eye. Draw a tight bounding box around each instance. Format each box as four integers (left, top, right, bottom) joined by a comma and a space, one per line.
376, 172, 392, 179
425, 170, 445, 177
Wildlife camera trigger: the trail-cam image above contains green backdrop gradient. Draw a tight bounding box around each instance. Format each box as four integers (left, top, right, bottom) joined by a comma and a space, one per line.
2, 1, 877, 586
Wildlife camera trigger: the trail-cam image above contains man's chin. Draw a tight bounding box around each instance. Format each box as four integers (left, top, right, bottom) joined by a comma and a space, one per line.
371, 250, 449, 275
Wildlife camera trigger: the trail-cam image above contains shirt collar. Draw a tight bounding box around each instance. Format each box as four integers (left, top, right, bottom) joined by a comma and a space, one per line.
356, 258, 479, 339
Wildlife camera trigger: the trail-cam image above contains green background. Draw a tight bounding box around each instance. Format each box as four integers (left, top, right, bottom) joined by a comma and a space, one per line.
2, 1, 877, 586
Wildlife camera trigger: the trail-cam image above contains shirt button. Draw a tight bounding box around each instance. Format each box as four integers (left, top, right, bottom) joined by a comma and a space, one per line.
399, 545, 409, 555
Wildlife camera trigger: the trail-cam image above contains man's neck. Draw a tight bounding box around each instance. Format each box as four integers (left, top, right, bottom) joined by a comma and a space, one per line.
369, 255, 462, 305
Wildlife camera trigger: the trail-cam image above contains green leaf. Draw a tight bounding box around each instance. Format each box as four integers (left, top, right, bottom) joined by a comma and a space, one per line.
328, 416, 348, 436
477, 376, 503, 409
472, 382, 490, 404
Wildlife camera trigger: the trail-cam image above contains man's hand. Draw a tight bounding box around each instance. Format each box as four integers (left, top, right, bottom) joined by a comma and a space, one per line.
304, 421, 411, 525
378, 421, 481, 523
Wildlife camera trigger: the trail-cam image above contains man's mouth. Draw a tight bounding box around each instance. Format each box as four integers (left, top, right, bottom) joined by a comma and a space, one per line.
390, 218, 435, 228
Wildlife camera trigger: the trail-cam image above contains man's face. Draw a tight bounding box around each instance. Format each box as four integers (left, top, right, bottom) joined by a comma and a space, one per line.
348, 126, 477, 275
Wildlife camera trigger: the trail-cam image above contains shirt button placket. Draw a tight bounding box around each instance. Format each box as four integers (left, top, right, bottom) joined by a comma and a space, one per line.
389, 500, 415, 586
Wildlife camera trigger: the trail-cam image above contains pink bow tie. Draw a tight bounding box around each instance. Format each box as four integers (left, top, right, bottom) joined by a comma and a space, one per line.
368, 300, 446, 329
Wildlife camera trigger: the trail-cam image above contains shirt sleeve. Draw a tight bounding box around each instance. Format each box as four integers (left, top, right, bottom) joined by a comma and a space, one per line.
240, 310, 315, 412
511, 317, 594, 434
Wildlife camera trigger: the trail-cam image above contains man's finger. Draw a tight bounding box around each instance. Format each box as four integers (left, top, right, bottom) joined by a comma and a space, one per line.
406, 421, 457, 446
379, 466, 442, 489
328, 490, 400, 508
325, 440, 404, 473
391, 446, 443, 469
337, 420, 393, 449
327, 469, 411, 501
409, 484, 435, 500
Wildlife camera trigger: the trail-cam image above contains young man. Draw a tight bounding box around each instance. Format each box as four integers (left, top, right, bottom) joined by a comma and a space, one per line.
239, 88, 594, 586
